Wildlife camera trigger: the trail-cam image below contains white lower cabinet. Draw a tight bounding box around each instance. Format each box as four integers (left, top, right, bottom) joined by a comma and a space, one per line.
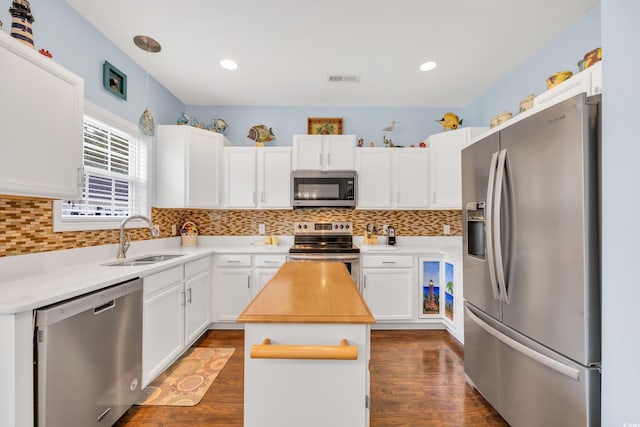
142, 256, 211, 387
214, 254, 287, 322
361, 255, 414, 320
184, 257, 212, 344
216, 255, 252, 321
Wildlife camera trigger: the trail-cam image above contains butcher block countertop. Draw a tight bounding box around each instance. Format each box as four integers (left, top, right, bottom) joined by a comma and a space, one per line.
237, 261, 375, 324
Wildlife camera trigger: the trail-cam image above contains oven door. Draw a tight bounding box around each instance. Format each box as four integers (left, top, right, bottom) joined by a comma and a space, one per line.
288, 253, 361, 292
291, 171, 356, 208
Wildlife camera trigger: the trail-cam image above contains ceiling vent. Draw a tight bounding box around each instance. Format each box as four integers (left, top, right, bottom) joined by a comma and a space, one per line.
328, 74, 360, 83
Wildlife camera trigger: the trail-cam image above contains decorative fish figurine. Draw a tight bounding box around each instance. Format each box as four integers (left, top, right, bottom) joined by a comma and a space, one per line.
247, 125, 275, 143
211, 118, 228, 134
176, 112, 190, 125
435, 112, 463, 131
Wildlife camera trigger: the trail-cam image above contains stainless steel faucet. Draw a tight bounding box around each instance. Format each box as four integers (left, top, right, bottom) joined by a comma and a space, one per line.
117, 214, 159, 259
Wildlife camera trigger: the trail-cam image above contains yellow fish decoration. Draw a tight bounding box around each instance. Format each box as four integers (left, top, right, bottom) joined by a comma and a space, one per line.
435, 113, 463, 131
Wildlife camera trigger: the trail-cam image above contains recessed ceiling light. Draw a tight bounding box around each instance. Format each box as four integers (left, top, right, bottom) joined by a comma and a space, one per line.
419, 61, 438, 72
220, 59, 238, 70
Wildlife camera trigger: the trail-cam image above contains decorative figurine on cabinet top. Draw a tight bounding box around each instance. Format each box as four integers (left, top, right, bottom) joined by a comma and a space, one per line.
177, 112, 190, 125
435, 112, 463, 131
9, 0, 35, 48
247, 124, 275, 146
211, 118, 228, 135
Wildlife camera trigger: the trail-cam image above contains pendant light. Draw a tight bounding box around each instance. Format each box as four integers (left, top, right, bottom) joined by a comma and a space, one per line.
133, 35, 161, 136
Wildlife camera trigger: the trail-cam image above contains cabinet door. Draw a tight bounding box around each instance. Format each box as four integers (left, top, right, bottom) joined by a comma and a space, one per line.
143, 280, 185, 387
362, 269, 414, 320
157, 126, 225, 208
443, 256, 464, 343
253, 267, 280, 297
0, 32, 83, 199
393, 149, 430, 208
217, 268, 253, 321
293, 135, 323, 170
225, 148, 257, 208
419, 258, 442, 318
356, 148, 392, 209
429, 129, 469, 209
185, 270, 210, 345
258, 148, 292, 208
188, 130, 223, 208
324, 135, 355, 170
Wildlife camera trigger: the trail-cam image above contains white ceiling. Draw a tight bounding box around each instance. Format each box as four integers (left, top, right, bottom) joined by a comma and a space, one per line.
66, 0, 598, 107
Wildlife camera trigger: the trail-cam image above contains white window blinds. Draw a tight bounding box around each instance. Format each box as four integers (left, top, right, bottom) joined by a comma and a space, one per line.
61, 116, 148, 219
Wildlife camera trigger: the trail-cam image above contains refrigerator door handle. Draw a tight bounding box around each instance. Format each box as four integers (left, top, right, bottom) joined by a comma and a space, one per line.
485, 151, 501, 300
465, 305, 581, 381
493, 148, 509, 303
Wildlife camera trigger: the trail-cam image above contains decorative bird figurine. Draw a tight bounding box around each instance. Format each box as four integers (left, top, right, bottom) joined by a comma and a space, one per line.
382, 121, 400, 132
435, 113, 463, 131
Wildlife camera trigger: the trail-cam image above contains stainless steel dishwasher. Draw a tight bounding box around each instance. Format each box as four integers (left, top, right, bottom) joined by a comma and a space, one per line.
34, 278, 143, 427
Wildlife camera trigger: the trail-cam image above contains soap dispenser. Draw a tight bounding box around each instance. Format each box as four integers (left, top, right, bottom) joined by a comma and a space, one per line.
387, 226, 396, 246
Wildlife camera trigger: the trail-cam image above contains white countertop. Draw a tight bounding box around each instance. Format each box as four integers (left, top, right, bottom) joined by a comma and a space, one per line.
0, 235, 460, 314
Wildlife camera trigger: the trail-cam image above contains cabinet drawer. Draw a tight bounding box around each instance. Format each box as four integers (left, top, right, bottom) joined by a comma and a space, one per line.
216, 254, 251, 267
144, 265, 183, 297
361, 255, 413, 268
254, 255, 287, 268
185, 256, 211, 277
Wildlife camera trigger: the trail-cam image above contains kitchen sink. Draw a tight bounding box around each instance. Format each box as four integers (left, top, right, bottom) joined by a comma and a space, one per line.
104, 254, 184, 266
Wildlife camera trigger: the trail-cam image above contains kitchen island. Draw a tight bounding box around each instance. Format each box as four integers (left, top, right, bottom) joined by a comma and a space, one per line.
238, 261, 375, 427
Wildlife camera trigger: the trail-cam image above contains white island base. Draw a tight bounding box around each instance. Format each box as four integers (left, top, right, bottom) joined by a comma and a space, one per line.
238, 261, 375, 427
243, 323, 371, 427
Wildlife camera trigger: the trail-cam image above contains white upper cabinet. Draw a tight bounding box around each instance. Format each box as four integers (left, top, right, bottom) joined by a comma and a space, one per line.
427, 127, 487, 209
157, 125, 227, 208
292, 135, 355, 170
0, 31, 84, 199
356, 149, 393, 208
357, 148, 430, 209
393, 148, 431, 208
224, 147, 292, 209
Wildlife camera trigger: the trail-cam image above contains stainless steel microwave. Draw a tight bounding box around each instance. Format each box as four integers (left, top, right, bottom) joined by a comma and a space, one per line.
291, 170, 357, 208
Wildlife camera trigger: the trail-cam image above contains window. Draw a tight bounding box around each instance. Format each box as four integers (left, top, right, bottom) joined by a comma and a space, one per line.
53, 102, 150, 232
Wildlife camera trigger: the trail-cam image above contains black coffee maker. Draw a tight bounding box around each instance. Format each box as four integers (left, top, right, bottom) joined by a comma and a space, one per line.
387, 226, 396, 246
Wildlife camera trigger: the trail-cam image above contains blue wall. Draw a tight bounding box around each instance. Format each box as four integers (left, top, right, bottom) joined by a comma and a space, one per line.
186, 104, 464, 147
600, 0, 640, 424
466, 5, 601, 125
1, 0, 185, 127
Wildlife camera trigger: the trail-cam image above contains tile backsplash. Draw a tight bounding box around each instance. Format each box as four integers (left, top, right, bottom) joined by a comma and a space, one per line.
0, 196, 461, 257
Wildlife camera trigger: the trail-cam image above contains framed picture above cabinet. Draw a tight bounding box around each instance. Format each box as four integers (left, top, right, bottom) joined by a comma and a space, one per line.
307, 117, 343, 135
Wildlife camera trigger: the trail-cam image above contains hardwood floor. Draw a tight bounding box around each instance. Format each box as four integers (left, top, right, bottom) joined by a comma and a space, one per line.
116, 329, 507, 427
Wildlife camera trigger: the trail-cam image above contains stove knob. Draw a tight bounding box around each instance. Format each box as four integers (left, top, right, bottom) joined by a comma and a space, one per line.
345, 224, 350, 229
334, 224, 338, 229
340, 224, 344, 229
303, 224, 307, 229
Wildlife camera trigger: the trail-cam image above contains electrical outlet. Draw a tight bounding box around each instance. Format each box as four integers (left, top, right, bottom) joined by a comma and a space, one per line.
382, 224, 389, 235
443, 224, 451, 235
258, 223, 266, 235
171, 224, 177, 236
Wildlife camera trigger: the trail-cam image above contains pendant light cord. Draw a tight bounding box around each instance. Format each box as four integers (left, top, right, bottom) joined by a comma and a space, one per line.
145, 49, 149, 108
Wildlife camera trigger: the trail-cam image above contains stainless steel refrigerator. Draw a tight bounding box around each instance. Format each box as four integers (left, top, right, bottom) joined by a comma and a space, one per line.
462, 93, 601, 427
